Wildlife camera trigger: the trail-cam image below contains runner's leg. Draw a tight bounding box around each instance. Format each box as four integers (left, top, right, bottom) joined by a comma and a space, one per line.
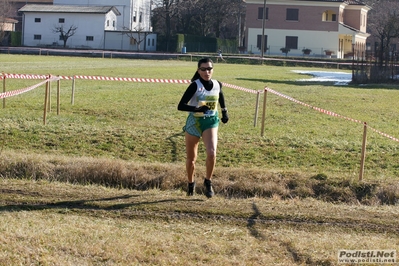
185, 132, 200, 183
202, 127, 218, 180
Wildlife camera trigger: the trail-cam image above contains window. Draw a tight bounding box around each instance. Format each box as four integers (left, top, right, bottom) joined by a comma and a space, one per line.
139, 12, 142, 23
322, 11, 337, 22
133, 11, 137, 22
130, 37, 137, 45
34, 34, 41, 40
107, 20, 110, 26
148, 38, 150, 46
86, 36, 94, 41
152, 39, 155, 46
35, 18, 41, 23
59, 35, 63, 40
113, 21, 115, 27
257, 7, 269, 20
257, 35, 268, 52
59, 18, 65, 23
285, 36, 298, 49
286, 8, 299, 21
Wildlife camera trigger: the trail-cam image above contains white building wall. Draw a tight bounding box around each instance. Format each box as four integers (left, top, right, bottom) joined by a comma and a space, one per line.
145, 33, 157, 52
53, 0, 152, 32
105, 12, 118, 31
22, 12, 108, 49
104, 31, 157, 51
247, 28, 339, 57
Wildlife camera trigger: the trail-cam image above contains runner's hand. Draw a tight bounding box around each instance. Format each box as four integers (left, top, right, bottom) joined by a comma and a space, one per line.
195, 105, 210, 113
221, 110, 229, 123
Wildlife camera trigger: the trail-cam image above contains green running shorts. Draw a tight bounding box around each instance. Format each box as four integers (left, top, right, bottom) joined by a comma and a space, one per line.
183, 113, 219, 137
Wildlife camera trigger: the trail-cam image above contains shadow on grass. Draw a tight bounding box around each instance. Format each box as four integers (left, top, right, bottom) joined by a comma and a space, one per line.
247, 202, 266, 240
0, 194, 204, 213
166, 130, 185, 162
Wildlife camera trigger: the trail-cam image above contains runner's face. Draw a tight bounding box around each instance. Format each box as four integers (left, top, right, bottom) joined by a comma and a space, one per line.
197, 62, 213, 81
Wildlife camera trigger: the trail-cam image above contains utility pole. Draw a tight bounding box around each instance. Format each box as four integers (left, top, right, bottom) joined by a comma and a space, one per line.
352, 33, 356, 83
260, 0, 267, 58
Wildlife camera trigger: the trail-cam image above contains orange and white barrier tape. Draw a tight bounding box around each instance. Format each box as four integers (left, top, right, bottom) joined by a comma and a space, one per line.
65, 75, 192, 84
3, 74, 259, 95
368, 126, 399, 142
2, 72, 399, 143
3, 73, 192, 84
0, 76, 58, 99
266, 87, 363, 124
222, 82, 259, 94
266, 87, 313, 108
2, 74, 261, 94
4, 73, 49, 80
265, 87, 399, 143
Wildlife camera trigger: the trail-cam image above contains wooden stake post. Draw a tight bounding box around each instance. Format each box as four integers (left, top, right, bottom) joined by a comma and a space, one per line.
2, 74, 5, 108
261, 88, 268, 137
359, 122, 368, 181
57, 77, 61, 115
48, 77, 51, 112
254, 91, 261, 127
43, 76, 50, 125
71, 77, 75, 105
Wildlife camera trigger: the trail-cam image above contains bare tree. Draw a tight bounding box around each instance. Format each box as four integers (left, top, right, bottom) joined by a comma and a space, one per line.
52, 25, 78, 48
152, 0, 245, 48
366, 0, 399, 67
194, 0, 213, 36
0, 0, 13, 45
172, 0, 243, 38
206, 0, 244, 39
152, 0, 180, 51
122, 26, 148, 51
174, 0, 199, 34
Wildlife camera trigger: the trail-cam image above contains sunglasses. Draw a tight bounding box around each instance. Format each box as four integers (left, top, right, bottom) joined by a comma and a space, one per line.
199, 67, 213, 71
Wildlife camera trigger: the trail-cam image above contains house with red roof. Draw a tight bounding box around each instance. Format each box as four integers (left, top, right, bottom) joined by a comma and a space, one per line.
245, 0, 370, 58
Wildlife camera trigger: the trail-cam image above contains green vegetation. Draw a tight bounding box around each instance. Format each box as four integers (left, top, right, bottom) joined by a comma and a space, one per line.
0, 54, 398, 265
1, 55, 399, 181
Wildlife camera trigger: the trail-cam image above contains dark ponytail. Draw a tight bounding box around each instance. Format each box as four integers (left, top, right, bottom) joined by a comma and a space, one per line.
191, 57, 213, 82
191, 72, 200, 82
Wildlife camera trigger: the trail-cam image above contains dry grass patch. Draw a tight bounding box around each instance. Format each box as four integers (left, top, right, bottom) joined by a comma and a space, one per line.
0, 178, 398, 265
0, 151, 399, 205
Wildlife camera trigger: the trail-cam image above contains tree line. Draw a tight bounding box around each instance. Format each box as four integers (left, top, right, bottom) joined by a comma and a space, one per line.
366, 0, 399, 67
151, 0, 399, 59
0, 0, 13, 45
151, 0, 246, 50
1, 0, 399, 67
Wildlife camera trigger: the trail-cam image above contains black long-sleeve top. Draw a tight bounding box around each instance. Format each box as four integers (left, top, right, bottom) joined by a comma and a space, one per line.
177, 77, 226, 112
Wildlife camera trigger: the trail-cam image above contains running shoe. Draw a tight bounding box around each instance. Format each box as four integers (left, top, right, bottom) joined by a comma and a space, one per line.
203, 179, 214, 198
187, 182, 196, 196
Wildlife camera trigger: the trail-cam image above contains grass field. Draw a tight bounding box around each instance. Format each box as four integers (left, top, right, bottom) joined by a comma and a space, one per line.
0, 54, 398, 265
2, 54, 399, 179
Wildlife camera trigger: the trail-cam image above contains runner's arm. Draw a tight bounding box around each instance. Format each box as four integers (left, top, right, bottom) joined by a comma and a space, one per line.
218, 81, 226, 110
178, 83, 198, 112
